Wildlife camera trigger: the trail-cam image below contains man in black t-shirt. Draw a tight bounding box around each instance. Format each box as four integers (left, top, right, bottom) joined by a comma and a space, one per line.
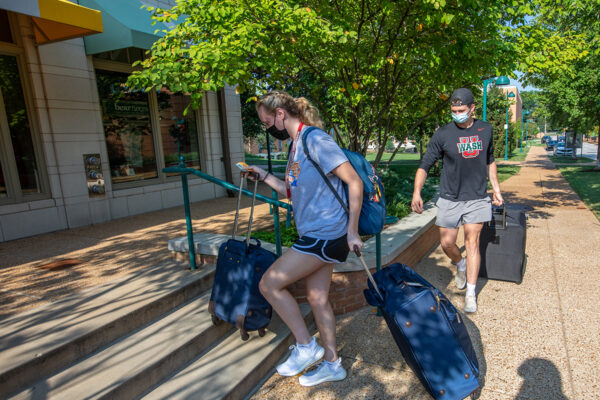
411, 88, 503, 313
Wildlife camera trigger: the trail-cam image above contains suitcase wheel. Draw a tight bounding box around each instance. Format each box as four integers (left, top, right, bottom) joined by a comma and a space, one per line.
236, 314, 249, 341
211, 314, 221, 326
258, 328, 266, 337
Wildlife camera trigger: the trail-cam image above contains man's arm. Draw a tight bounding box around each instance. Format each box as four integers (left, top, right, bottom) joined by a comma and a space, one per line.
487, 161, 504, 206
411, 168, 428, 214
412, 131, 441, 214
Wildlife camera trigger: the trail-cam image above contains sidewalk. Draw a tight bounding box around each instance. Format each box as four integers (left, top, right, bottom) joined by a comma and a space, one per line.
1, 147, 598, 399
0, 184, 282, 319
251, 146, 600, 399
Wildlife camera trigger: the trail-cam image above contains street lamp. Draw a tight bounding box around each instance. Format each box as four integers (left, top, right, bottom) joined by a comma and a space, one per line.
482, 75, 510, 121
520, 110, 530, 152
505, 91, 516, 160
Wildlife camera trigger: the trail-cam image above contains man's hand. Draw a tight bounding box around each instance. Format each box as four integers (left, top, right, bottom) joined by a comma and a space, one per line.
492, 190, 504, 206
411, 193, 424, 214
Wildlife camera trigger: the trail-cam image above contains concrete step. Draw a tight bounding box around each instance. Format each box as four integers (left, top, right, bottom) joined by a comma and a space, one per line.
142, 303, 313, 400
0, 264, 215, 398
10, 291, 233, 400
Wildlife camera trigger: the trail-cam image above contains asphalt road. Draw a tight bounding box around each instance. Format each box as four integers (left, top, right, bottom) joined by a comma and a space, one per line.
582, 141, 598, 160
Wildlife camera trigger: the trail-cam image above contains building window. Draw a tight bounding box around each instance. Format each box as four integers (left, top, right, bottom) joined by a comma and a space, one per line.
0, 10, 13, 43
157, 89, 201, 171
0, 54, 42, 197
96, 69, 158, 184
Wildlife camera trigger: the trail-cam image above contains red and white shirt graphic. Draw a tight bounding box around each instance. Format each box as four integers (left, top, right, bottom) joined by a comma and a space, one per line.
457, 136, 483, 159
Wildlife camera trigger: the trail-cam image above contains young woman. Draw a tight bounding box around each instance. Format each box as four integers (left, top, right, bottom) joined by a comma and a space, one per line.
246, 91, 363, 386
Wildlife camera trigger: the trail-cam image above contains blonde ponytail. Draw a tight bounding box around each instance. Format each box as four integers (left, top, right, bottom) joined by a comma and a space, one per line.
294, 97, 324, 129
256, 91, 324, 129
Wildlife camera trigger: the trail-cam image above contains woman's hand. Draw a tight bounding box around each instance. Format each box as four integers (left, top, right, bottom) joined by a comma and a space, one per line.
243, 165, 267, 181
347, 231, 363, 254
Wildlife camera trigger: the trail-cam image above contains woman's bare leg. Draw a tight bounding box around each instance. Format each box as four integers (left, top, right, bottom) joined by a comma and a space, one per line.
305, 263, 337, 361
259, 249, 328, 344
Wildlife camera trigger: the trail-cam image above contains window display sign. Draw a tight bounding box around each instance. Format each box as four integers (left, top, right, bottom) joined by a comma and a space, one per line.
96, 69, 158, 184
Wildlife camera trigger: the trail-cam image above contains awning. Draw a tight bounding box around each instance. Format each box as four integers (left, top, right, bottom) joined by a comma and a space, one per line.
0, 0, 103, 44
79, 0, 169, 55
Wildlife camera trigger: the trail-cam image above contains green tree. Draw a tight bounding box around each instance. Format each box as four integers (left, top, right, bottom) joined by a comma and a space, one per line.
523, 0, 600, 166
127, 0, 587, 168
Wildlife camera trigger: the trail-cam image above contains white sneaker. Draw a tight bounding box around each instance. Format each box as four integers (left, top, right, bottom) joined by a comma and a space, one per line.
464, 294, 477, 313
298, 357, 347, 387
276, 337, 324, 376
455, 258, 467, 290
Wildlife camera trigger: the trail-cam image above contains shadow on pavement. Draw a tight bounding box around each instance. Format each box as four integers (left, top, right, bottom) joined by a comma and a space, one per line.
516, 358, 568, 400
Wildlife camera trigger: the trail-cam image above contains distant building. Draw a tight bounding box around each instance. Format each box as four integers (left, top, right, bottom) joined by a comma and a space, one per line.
499, 86, 522, 124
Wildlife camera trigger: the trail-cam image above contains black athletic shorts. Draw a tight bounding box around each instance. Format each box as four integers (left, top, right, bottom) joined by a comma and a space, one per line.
291, 234, 350, 263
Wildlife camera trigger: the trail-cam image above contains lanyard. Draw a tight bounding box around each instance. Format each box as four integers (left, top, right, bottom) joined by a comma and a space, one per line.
285, 122, 304, 199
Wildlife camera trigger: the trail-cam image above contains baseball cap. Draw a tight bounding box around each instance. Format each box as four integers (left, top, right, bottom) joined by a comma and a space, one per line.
450, 88, 474, 106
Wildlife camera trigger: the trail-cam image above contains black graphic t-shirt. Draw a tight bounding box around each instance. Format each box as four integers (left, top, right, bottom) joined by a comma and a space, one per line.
419, 119, 495, 201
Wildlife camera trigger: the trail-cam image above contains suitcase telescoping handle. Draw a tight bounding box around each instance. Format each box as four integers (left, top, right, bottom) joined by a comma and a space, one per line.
353, 247, 384, 300
490, 204, 507, 229
232, 172, 260, 247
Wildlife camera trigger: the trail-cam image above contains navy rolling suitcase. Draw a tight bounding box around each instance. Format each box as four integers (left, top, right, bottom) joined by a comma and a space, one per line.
479, 204, 527, 283
360, 256, 480, 400
208, 174, 277, 340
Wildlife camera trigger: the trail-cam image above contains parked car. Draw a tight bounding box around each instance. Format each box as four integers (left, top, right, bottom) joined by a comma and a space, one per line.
553, 143, 574, 156
541, 135, 551, 144
401, 140, 418, 153
545, 139, 557, 151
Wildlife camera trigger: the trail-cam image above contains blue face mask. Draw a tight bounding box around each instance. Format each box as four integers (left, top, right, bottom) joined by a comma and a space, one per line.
452, 111, 470, 124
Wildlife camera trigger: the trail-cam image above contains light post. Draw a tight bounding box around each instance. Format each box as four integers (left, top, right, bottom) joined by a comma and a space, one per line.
482, 75, 510, 121
505, 91, 516, 160
520, 110, 530, 152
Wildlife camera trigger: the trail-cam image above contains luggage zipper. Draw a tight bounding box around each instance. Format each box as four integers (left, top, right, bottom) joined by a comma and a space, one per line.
436, 297, 478, 374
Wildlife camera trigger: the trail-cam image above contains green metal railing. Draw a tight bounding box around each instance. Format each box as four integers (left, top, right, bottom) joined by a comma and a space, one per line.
165, 156, 292, 270
166, 156, 395, 285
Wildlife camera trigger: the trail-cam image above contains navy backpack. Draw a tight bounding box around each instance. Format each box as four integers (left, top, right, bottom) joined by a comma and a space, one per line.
302, 127, 386, 235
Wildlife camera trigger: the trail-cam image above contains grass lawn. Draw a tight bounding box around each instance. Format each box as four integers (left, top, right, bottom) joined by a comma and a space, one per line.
558, 166, 600, 220
549, 156, 596, 164
506, 146, 531, 161
244, 153, 287, 165
365, 152, 420, 163
497, 165, 521, 183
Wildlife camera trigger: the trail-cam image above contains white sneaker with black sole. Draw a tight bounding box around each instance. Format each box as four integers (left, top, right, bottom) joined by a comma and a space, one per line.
276, 337, 324, 377
298, 357, 347, 387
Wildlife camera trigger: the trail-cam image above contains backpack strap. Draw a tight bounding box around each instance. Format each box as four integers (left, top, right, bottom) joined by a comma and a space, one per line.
302, 128, 350, 214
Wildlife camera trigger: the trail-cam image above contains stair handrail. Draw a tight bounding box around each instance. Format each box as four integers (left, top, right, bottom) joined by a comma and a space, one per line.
164, 156, 290, 269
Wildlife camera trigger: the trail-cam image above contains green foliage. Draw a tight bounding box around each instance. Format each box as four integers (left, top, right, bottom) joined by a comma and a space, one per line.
524, 1, 600, 149
478, 87, 519, 159
239, 91, 264, 139
380, 166, 439, 220
126, 0, 583, 165
251, 220, 299, 247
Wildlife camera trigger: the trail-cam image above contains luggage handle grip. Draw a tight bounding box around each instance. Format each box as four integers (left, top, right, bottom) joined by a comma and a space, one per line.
354, 247, 384, 301
489, 203, 507, 229
232, 172, 260, 246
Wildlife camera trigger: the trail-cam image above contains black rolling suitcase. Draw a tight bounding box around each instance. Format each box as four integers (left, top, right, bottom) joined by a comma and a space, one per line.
478, 204, 527, 283
208, 173, 277, 340
359, 254, 480, 400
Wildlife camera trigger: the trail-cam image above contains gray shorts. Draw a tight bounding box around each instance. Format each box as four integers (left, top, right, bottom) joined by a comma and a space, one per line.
435, 197, 492, 229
